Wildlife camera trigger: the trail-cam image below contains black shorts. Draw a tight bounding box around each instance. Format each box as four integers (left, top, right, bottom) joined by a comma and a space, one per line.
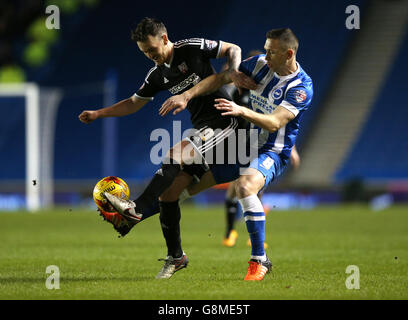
182, 163, 207, 183
181, 117, 248, 181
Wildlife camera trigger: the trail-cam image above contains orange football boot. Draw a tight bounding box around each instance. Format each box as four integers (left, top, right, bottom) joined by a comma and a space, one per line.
244, 257, 272, 281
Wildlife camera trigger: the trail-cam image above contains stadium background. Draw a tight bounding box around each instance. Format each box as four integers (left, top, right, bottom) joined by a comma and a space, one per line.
2, 0, 407, 210
0, 0, 408, 302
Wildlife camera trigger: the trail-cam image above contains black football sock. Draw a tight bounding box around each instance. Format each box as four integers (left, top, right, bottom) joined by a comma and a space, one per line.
138, 198, 160, 221
225, 198, 238, 238
159, 200, 183, 258
135, 159, 181, 213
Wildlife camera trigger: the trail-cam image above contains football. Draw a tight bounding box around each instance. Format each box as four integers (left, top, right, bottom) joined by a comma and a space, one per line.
93, 176, 130, 212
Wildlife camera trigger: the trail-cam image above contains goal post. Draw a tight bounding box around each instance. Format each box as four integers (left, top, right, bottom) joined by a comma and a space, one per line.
0, 83, 61, 212
26, 84, 40, 211
0, 75, 115, 212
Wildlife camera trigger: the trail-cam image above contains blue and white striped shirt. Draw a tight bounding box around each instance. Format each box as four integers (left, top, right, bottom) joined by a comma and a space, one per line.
239, 54, 313, 161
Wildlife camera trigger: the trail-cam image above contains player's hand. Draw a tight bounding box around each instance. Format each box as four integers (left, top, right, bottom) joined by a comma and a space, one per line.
229, 70, 257, 95
290, 146, 301, 170
159, 94, 188, 116
78, 110, 99, 124
214, 98, 245, 117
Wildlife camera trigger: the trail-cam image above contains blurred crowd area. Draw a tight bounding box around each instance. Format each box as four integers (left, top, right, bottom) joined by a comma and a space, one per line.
1, 0, 406, 199
0, 0, 99, 83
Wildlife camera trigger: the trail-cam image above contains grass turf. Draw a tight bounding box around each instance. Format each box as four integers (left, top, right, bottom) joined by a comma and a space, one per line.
0, 204, 407, 300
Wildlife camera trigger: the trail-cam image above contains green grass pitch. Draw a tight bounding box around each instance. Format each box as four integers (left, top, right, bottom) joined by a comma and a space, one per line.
0, 203, 407, 300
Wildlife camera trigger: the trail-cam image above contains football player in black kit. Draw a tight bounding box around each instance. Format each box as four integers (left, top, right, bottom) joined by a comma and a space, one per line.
79, 17, 256, 278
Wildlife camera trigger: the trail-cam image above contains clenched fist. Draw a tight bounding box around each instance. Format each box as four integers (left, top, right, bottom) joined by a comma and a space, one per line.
78, 110, 99, 124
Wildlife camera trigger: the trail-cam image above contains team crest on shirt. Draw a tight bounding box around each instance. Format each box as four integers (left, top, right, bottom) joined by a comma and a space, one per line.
294, 89, 307, 103
178, 62, 188, 74
199, 128, 214, 142
272, 88, 283, 100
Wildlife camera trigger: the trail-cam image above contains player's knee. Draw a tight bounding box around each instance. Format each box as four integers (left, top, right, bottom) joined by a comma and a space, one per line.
165, 148, 181, 164
167, 140, 195, 166
235, 178, 256, 198
226, 181, 237, 198
159, 188, 181, 202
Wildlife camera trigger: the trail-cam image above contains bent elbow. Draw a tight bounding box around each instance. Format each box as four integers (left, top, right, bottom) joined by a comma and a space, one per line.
266, 119, 281, 133
130, 95, 136, 104
226, 44, 241, 55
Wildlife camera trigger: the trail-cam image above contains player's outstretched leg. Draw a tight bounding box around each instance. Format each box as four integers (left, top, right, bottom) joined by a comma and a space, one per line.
133, 140, 195, 213
102, 168, 195, 238
103, 157, 182, 222
104, 140, 194, 223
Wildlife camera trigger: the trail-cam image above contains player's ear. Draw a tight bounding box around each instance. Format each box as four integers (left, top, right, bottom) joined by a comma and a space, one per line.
287, 48, 295, 60
162, 33, 169, 45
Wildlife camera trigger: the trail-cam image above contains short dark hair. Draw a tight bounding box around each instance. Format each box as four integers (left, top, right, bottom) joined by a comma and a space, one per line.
266, 28, 299, 53
131, 17, 167, 42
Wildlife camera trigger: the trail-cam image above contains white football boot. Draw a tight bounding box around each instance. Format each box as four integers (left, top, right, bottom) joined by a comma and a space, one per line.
103, 192, 143, 223
156, 254, 189, 279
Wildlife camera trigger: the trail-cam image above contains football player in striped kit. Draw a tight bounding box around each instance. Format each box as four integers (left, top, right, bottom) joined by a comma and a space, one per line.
79, 17, 257, 278
169, 28, 313, 280
218, 50, 301, 249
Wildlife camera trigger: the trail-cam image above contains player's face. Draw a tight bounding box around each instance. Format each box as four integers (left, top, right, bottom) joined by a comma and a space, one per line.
137, 34, 168, 65
264, 38, 288, 70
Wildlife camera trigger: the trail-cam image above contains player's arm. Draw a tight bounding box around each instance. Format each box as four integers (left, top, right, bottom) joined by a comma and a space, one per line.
158, 72, 231, 116
217, 41, 257, 91
78, 95, 148, 124
159, 65, 242, 116
186, 41, 253, 96
159, 41, 256, 116
214, 98, 296, 133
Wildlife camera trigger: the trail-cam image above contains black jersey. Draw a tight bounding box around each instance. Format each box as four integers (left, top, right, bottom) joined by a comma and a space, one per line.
135, 38, 240, 128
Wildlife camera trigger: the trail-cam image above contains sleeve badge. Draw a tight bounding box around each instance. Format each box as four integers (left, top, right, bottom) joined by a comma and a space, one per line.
294, 89, 307, 103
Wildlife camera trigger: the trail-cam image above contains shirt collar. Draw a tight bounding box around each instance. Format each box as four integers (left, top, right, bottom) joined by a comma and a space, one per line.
274, 62, 300, 81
